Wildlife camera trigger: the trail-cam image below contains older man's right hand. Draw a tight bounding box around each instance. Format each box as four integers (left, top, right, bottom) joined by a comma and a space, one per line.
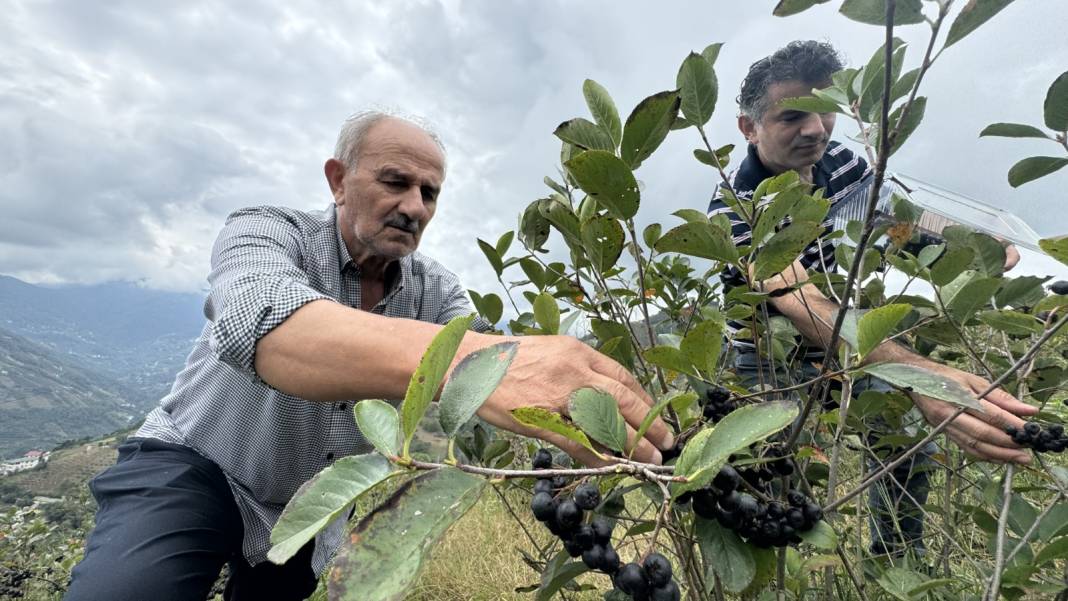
475, 334, 675, 466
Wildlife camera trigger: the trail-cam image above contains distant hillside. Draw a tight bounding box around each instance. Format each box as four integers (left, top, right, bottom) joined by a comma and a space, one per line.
0, 275, 204, 409
0, 327, 138, 457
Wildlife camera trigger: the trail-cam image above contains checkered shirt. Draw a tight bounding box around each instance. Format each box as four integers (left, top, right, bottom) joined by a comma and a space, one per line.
137, 203, 488, 574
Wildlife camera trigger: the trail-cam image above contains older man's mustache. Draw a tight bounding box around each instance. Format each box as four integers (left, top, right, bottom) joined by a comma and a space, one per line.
385, 215, 419, 234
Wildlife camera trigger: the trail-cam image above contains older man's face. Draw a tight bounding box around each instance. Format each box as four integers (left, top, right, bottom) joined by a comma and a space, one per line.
740, 79, 836, 178
329, 118, 445, 267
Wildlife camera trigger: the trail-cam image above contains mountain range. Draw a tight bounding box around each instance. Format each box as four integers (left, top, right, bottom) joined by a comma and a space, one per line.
0, 275, 205, 457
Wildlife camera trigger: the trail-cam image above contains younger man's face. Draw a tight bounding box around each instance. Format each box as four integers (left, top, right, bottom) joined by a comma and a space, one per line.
739, 79, 837, 177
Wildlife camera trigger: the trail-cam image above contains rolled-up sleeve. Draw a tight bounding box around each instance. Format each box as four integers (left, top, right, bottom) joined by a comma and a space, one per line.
204, 208, 335, 377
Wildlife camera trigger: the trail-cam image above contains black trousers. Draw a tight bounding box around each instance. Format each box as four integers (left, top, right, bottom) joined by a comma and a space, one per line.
64, 438, 318, 601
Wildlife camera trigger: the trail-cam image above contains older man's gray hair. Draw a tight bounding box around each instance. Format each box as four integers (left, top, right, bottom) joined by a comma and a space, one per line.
333, 109, 448, 172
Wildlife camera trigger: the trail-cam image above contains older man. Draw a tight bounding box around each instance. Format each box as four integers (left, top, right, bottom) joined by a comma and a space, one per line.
707, 41, 1033, 557
65, 111, 673, 601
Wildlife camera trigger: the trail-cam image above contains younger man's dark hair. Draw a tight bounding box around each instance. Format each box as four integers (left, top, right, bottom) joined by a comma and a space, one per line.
738, 40, 844, 121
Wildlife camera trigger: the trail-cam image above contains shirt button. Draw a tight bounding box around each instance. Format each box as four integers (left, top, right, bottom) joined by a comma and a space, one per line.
326, 452, 335, 461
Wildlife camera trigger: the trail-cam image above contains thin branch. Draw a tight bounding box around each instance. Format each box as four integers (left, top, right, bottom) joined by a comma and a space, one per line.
784, 0, 898, 450
404, 458, 681, 481
984, 465, 1015, 601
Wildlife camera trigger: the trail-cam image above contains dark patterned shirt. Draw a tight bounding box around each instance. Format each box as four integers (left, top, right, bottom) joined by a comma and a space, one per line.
137, 204, 487, 573
706, 142, 871, 352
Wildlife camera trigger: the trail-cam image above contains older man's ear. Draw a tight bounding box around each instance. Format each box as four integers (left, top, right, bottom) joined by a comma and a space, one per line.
324, 158, 347, 204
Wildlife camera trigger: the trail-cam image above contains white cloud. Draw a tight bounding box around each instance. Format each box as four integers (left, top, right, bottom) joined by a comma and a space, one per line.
1, 0, 1066, 296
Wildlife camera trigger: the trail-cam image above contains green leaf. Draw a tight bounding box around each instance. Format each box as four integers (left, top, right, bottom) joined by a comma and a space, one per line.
840, 0, 925, 25
1039, 236, 1068, 267
886, 96, 927, 156
945, 276, 1001, 323
654, 221, 737, 262
694, 144, 734, 169
673, 208, 711, 224
773, 0, 831, 17
554, 117, 616, 152
532, 292, 561, 334
673, 401, 798, 496
751, 172, 805, 246
876, 567, 929, 601
327, 468, 484, 601
268, 453, 393, 564
400, 314, 475, 456
1035, 537, 1068, 566
353, 399, 401, 458
519, 200, 551, 251
798, 520, 838, 550
569, 387, 629, 453
565, 150, 640, 221
519, 258, 545, 290
996, 276, 1049, 308
1045, 71, 1068, 131
583, 79, 622, 148
889, 67, 920, 105
644, 345, 695, 376
980, 122, 1051, 139
511, 407, 601, 456
700, 42, 723, 66
977, 310, 1042, 336
538, 196, 582, 247
917, 243, 945, 268
439, 342, 518, 438
642, 223, 662, 249
495, 231, 514, 258
967, 232, 1008, 277
676, 52, 718, 127
862, 363, 982, 410
621, 90, 681, 170
857, 303, 912, 359
580, 214, 625, 273
636, 392, 693, 446
681, 320, 724, 377
477, 238, 503, 276
469, 290, 503, 325
696, 517, 755, 592
778, 95, 843, 114
1009, 156, 1068, 187
945, 0, 1016, 47
752, 221, 824, 281
930, 247, 975, 286
536, 553, 590, 601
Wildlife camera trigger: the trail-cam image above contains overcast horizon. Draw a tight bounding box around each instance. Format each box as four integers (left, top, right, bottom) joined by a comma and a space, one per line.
2, 0, 1067, 297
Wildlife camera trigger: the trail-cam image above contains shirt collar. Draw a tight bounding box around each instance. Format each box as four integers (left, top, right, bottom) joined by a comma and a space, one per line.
739, 143, 834, 190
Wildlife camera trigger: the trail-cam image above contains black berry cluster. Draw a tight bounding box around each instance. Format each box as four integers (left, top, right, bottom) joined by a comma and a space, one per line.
530, 450, 680, 599
530, 449, 621, 574
691, 465, 822, 548
0, 565, 30, 599
701, 386, 736, 423
611, 553, 681, 601
1050, 280, 1068, 295
1006, 422, 1068, 453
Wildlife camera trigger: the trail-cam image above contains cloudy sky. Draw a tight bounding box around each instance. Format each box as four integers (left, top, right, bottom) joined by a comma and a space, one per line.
2, 0, 1066, 296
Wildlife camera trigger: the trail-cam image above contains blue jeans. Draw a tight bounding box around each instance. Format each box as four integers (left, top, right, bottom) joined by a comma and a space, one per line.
733, 351, 937, 557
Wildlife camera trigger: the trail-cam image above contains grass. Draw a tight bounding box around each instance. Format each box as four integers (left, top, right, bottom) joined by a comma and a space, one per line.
408, 487, 609, 601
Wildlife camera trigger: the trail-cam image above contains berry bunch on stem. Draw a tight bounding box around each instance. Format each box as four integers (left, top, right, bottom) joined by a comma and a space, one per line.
690, 465, 822, 548
1005, 422, 1068, 453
